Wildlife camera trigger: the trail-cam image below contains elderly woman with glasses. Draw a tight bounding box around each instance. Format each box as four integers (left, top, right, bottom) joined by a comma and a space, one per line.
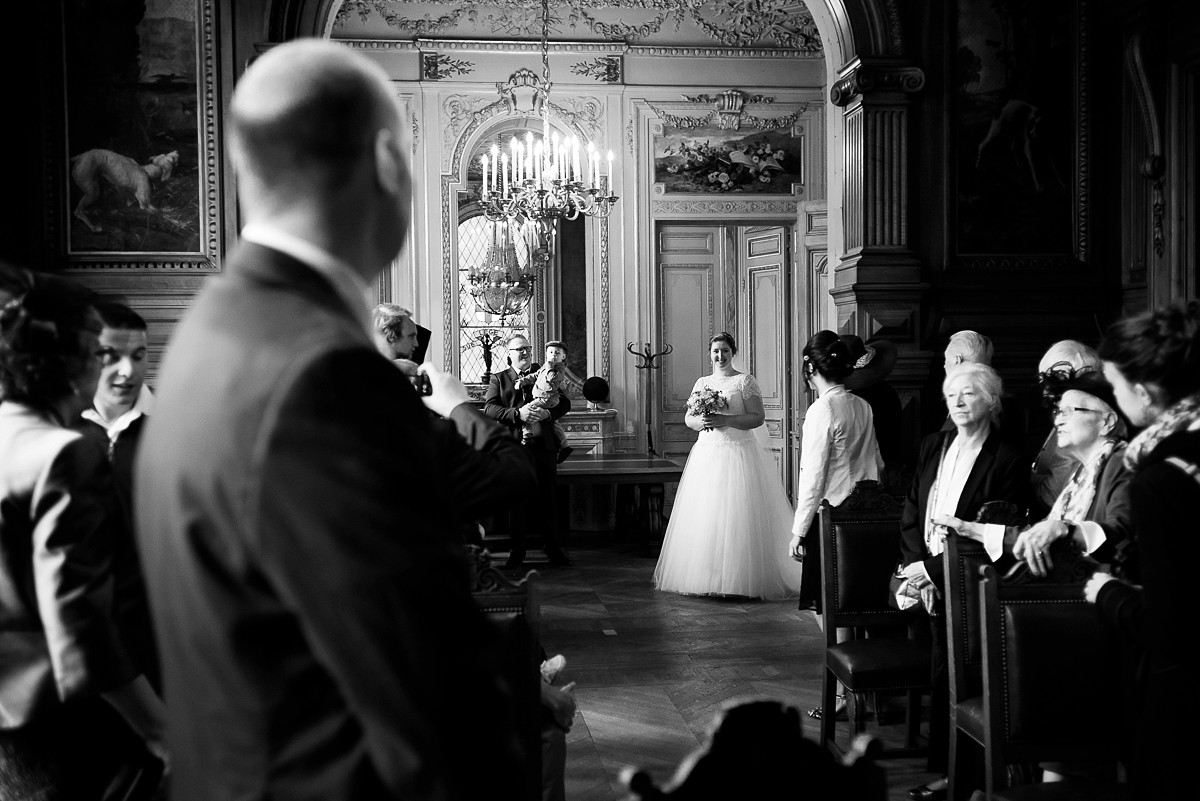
936, 369, 1135, 581
1029, 340, 1105, 519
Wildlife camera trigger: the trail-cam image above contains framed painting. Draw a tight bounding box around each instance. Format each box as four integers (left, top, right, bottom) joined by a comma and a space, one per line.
57, 0, 221, 270
653, 122, 805, 196
952, 0, 1086, 268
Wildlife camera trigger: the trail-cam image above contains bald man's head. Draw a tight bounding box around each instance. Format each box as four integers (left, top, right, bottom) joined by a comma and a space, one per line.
230, 39, 411, 269
232, 40, 402, 188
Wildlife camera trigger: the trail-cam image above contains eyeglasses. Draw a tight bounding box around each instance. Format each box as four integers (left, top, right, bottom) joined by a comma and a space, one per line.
508, 346, 532, 354
1052, 405, 1105, 419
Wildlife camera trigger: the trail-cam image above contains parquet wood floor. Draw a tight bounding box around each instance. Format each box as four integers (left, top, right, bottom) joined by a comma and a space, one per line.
534, 544, 943, 801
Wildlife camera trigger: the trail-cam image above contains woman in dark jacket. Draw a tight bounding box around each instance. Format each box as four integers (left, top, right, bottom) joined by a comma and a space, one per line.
0, 267, 165, 799
899, 362, 1029, 801
1085, 301, 1200, 800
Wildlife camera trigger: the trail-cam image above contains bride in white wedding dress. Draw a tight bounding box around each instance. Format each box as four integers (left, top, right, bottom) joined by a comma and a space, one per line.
653, 332, 803, 600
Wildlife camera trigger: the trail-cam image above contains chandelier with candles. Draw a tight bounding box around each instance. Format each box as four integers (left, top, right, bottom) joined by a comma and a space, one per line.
465, 215, 550, 321
477, 0, 619, 224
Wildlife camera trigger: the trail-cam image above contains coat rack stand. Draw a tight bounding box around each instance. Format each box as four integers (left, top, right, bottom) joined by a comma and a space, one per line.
627, 341, 672, 457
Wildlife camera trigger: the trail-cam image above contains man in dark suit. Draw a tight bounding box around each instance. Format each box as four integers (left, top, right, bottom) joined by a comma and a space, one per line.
484, 332, 572, 570
135, 40, 532, 801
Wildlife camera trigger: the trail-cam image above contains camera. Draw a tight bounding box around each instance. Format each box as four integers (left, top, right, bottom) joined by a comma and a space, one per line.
411, 372, 433, 396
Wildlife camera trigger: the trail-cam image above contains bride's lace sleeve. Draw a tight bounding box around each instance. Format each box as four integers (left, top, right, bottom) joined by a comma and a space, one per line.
741, 373, 762, 399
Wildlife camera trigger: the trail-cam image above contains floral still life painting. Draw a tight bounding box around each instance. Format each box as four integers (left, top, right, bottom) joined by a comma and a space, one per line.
655, 127, 802, 194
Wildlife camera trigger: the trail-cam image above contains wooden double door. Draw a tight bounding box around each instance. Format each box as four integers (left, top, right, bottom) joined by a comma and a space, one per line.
655, 223, 795, 496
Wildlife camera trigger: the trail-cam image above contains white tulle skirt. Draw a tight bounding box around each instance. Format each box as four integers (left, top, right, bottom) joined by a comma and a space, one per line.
653, 427, 804, 600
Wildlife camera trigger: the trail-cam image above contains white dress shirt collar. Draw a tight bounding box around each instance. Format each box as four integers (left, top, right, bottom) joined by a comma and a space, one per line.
81, 384, 155, 440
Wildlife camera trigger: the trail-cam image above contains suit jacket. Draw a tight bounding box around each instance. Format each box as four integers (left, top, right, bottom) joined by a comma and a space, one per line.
135, 244, 531, 801
483, 365, 571, 452
0, 403, 138, 728
73, 414, 161, 689
900, 427, 1029, 589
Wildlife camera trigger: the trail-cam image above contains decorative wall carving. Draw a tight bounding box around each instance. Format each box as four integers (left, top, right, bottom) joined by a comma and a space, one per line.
441, 95, 503, 172
644, 96, 808, 132
570, 55, 622, 83
653, 199, 799, 215
829, 63, 926, 106
422, 52, 475, 80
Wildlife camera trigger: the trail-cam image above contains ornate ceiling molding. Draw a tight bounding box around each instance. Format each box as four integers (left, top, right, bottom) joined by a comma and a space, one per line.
333, 1, 823, 55
829, 61, 925, 107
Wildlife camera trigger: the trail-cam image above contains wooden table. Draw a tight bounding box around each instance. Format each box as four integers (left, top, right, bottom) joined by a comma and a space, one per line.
557, 453, 683, 551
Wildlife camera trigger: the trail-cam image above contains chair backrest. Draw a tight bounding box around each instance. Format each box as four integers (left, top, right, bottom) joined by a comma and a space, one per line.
468, 546, 542, 801
819, 480, 910, 642
943, 532, 991, 704
978, 565, 1121, 766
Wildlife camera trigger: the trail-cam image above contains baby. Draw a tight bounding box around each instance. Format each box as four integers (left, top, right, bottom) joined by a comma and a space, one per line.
524, 340, 573, 463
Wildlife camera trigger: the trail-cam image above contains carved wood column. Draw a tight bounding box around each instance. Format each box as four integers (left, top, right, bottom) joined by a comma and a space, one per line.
829, 58, 927, 345
829, 58, 930, 465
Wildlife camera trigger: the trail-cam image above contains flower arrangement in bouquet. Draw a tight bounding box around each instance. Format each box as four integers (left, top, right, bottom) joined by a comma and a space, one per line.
687, 385, 729, 429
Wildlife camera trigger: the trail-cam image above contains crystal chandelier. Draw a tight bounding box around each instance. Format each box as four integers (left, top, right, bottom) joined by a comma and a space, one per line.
477, 0, 619, 223
466, 216, 550, 321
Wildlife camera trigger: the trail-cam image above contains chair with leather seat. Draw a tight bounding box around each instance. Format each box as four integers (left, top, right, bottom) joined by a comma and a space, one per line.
968, 563, 1129, 800
818, 480, 931, 759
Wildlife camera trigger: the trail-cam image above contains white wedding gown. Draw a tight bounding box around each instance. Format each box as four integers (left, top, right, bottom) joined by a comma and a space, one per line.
653, 372, 804, 600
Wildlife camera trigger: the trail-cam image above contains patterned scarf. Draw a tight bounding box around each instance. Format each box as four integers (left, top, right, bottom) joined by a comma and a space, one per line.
1123, 392, 1200, 471
1047, 439, 1120, 523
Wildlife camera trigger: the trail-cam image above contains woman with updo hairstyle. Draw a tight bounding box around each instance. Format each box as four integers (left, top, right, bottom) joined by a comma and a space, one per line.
789, 330, 884, 611
654, 331, 805, 599
1084, 301, 1200, 800
0, 266, 166, 799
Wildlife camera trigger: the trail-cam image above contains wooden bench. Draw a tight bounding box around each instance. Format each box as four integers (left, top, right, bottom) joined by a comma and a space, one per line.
556, 453, 683, 552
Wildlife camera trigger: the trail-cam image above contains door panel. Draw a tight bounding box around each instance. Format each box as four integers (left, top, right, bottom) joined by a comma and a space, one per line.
739, 226, 790, 492
657, 224, 724, 463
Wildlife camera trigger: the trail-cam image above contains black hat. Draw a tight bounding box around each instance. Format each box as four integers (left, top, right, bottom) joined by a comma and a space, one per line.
840, 335, 898, 391
1055, 371, 1131, 432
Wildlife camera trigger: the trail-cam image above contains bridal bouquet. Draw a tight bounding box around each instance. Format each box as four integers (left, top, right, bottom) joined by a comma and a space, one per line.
687, 386, 728, 429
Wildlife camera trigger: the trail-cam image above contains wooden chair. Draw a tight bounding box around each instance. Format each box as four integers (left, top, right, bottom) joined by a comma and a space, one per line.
943, 532, 993, 801
967, 564, 1129, 801
467, 546, 542, 801
818, 480, 931, 758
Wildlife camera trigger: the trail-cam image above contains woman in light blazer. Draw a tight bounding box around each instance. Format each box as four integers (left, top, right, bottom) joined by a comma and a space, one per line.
0, 267, 165, 799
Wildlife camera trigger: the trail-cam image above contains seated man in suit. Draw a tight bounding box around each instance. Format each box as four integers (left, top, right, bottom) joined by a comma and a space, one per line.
484, 333, 573, 570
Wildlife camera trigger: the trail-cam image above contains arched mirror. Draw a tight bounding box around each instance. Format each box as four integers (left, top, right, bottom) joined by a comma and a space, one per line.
456, 118, 589, 388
